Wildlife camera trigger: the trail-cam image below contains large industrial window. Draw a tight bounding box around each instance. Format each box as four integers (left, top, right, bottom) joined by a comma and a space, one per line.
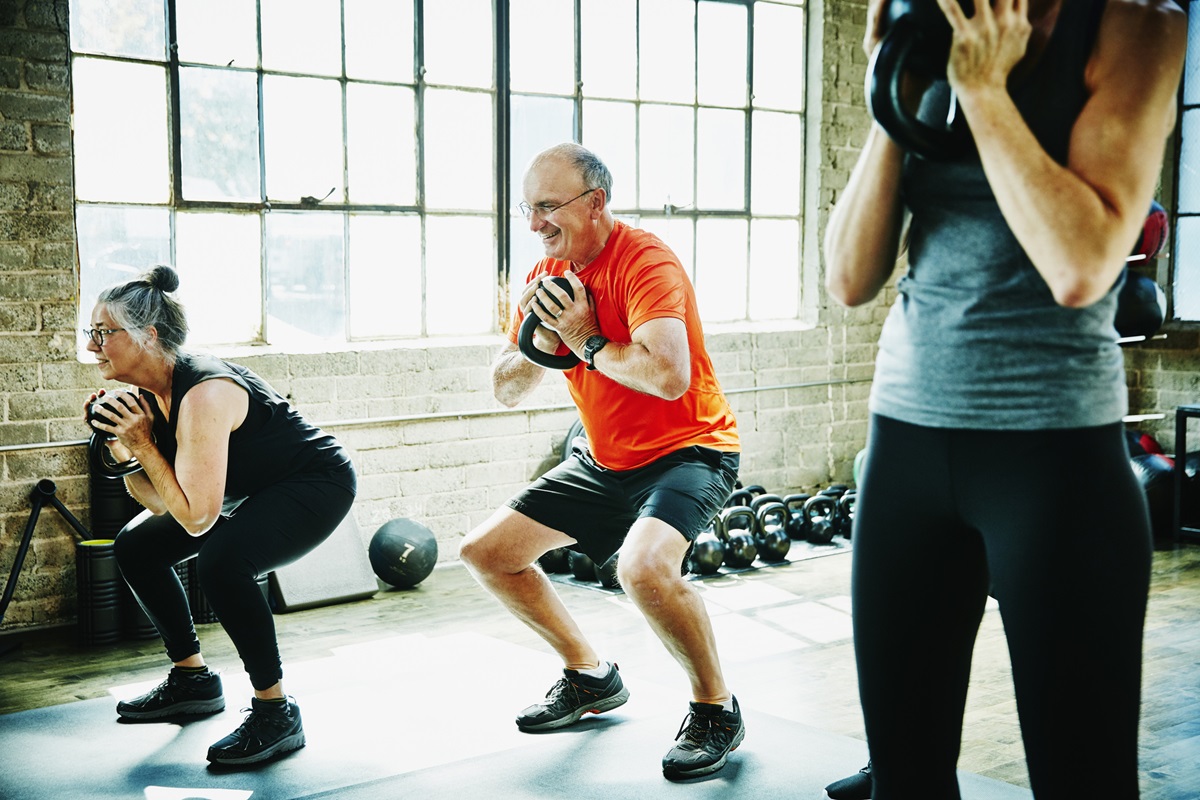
1175, 0, 1200, 320
70, 0, 807, 352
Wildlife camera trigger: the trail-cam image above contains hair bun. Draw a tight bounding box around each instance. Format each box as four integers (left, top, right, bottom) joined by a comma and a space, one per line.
147, 264, 180, 293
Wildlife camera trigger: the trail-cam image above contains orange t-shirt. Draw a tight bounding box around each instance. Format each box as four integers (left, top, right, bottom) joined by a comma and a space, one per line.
507, 220, 739, 471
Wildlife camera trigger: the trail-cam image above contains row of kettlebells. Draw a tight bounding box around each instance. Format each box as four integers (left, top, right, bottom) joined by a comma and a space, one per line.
687, 484, 857, 576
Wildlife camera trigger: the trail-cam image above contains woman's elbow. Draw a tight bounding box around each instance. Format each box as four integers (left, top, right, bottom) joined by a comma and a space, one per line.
826, 272, 876, 308
1047, 262, 1121, 309
182, 512, 220, 537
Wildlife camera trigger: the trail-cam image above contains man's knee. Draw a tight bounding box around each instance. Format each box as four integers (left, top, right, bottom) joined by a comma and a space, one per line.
616, 547, 683, 598
459, 509, 555, 575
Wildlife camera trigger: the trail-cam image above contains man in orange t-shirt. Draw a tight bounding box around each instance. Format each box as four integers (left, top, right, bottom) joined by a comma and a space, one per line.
459, 143, 743, 781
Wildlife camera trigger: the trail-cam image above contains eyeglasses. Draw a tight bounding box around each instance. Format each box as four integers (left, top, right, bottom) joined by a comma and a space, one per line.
82, 327, 125, 347
518, 188, 597, 221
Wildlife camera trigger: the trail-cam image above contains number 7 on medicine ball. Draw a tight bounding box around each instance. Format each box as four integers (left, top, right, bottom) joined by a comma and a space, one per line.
368, 518, 438, 589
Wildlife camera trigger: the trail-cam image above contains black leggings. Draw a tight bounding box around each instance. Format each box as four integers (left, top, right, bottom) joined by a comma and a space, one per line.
853, 415, 1151, 799
114, 469, 355, 691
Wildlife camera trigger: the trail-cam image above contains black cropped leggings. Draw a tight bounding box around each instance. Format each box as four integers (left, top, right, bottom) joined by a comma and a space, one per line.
853, 415, 1151, 799
114, 470, 355, 691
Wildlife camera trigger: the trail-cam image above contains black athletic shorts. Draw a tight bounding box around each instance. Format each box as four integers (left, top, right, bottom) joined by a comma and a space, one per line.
508, 441, 739, 566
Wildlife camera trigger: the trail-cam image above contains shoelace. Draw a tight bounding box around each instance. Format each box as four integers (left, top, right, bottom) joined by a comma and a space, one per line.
675, 710, 729, 745
544, 677, 578, 704
232, 705, 289, 736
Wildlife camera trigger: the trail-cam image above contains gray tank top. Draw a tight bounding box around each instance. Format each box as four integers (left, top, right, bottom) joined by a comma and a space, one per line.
870, 0, 1123, 430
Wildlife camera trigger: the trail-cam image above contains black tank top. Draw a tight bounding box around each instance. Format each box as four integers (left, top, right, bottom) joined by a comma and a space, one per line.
147, 352, 353, 508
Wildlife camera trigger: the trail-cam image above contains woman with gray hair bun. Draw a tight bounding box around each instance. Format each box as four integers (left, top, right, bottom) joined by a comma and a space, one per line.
83, 264, 357, 767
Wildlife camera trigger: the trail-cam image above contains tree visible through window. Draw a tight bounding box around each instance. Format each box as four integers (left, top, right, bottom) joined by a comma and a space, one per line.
69, 0, 808, 353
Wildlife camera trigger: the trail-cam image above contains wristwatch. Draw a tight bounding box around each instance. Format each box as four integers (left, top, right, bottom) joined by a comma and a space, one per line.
583, 335, 609, 371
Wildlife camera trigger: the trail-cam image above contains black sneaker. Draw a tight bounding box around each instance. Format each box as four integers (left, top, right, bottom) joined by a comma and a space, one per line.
116, 667, 225, 720
206, 697, 306, 766
662, 695, 745, 780
824, 760, 873, 799
515, 662, 629, 731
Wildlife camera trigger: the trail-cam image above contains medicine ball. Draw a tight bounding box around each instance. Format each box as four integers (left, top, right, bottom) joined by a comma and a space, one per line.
1130, 200, 1169, 262
1129, 453, 1174, 538
1114, 273, 1167, 339
368, 518, 438, 589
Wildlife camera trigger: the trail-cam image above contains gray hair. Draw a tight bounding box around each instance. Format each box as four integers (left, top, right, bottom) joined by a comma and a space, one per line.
537, 143, 614, 205
97, 264, 189, 358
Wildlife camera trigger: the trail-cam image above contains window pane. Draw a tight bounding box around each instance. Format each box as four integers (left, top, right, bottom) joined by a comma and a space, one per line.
750, 218, 800, 319
752, 111, 802, 215
511, 95, 575, 194
1174, 216, 1200, 320
176, 0, 257, 68
348, 83, 417, 205
425, 215, 496, 336
695, 218, 748, 322
698, 2, 747, 107
265, 212, 345, 346
69, 0, 165, 60
583, 101, 637, 209
754, 3, 806, 111
640, 104, 694, 211
261, 0, 342, 77
346, 0, 415, 82
1185, 4, 1200, 106
176, 212, 263, 345
1179, 110, 1200, 214
582, 0, 636, 100
639, 0, 695, 104
697, 108, 746, 210
76, 205, 171, 355
424, 89, 494, 211
263, 75, 344, 203
511, 0, 574, 95
349, 214, 423, 338
180, 67, 262, 203
424, 0, 493, 89
72, 58, 170, 203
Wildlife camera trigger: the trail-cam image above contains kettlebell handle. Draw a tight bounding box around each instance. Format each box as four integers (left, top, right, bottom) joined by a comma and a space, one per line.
87, 430, 142, 479
86, 400, 143, 479
517, 276, 582, 370
867, 15, 973, 160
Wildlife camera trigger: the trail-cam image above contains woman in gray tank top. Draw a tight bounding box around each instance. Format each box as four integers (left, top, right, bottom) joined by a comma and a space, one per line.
822, 2, 1186, 798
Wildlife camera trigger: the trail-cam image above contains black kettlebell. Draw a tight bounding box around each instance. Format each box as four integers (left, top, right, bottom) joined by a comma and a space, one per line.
569, 550, 597, 582
804, 495, 838, 545
783, 494, 811, 541
594, 552, 621, 589
754, 501, 792, 563
87, 397, 143, 479
724, 488, 755, 509
538, 547, 572, 575
517, 275, 581, 370
836, 490, 858, 539
868, 0, 975, 160
749, 493, 784, 514
717, 506, 758, 569
688, 523, 726, 576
